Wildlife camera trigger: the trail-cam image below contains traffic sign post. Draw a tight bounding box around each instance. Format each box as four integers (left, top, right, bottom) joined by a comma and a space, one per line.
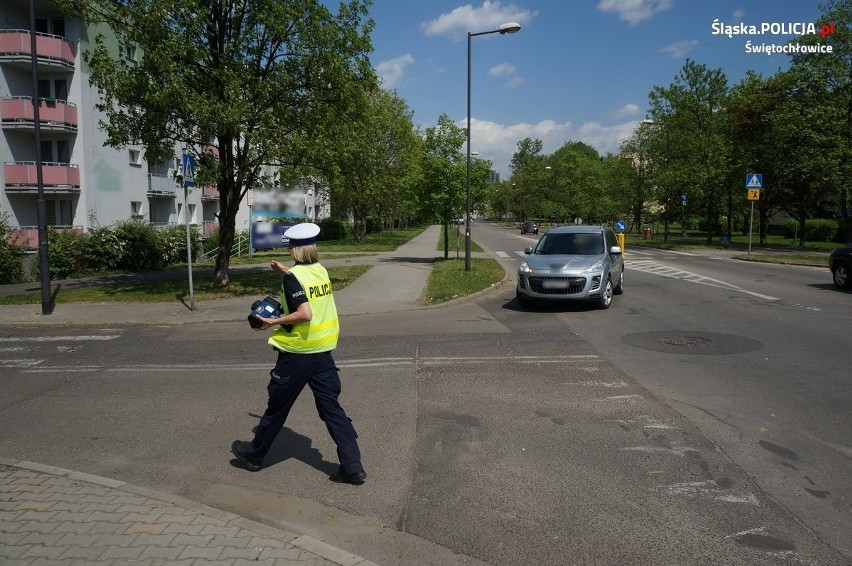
182, 151, 196, 310
745, 173, 762, 255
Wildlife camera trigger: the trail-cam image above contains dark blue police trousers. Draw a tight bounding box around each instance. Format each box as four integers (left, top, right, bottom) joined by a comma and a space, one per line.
249, 350, 364, 474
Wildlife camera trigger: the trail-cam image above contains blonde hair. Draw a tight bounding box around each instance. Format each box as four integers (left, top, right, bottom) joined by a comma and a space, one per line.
289, 243, 318, 264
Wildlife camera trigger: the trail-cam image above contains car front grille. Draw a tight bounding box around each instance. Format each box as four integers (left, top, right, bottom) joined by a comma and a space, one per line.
528, 276, 587, 295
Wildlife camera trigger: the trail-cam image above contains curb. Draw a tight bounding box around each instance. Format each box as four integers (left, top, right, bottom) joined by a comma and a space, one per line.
0, 456, 378, 566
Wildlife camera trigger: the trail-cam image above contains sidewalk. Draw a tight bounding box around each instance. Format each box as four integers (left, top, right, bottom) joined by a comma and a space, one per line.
0, 225, 447, 566
0, 225, 444, 326
0, 457, 376, 566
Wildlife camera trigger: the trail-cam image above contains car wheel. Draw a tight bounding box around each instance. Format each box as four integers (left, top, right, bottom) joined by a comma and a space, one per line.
613, 269, 624, 295
516, 290, 532, 308
598, 278, 613, 309
833, 262, 851, 289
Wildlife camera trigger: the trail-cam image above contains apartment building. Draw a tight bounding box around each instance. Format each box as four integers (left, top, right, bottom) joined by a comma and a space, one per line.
0, 0, 217, 249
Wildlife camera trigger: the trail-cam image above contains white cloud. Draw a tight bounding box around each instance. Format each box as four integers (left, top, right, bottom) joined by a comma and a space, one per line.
420, 1, 537, 39
457, 117, 638, 178
596, 0, 674, 25
505, 76, 525, 88
610, 103, 641, 119
376, 54, 415, 90
659, 39, 698, 58
489, 63, 516, 77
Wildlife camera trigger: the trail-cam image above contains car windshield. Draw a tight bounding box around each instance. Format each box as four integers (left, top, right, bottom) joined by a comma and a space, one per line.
535, 233, 603, 255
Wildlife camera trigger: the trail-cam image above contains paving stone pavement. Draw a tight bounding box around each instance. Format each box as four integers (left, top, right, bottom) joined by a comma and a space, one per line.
0, 458, 377, 566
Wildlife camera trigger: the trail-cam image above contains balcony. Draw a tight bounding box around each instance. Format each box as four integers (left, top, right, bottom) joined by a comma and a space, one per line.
0, 30, 76, 70
202, 220, 218, 237
201, 186, 218, 200
7, 225, 83, 250
148, 173, 177, 197
1, 97, 77, 132
3, 162, 80, 192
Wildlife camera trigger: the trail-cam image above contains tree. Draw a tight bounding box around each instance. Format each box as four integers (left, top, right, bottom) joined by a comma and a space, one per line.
648, 59, 730, 244
58, 0, 375, 286
315, 88, 420, 242
421, 115, 466, 258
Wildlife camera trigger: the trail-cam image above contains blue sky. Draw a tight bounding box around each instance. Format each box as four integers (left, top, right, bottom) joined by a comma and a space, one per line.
367, 1, 827, 179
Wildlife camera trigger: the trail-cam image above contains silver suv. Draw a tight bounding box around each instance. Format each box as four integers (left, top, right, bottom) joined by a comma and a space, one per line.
516, 225, 624, 309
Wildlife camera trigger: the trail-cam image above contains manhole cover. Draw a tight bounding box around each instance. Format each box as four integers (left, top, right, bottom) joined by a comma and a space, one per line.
660, 336, 715, 347
622, 331, 763, 355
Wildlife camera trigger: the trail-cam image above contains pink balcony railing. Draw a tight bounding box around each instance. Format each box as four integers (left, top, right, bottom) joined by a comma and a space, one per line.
7, 226, 83, 249
4, 162, 80, 188
0, 30, 75, 68
0, 97, 77, 130
203, 220, 218, 237
201, 186, 218, 198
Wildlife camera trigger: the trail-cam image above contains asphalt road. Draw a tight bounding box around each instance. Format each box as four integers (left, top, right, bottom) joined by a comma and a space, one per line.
0, 222, 849, 565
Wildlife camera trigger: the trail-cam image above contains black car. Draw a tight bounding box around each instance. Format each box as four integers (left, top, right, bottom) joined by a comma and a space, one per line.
829, 246, 852, 289
521, 220, 538, 235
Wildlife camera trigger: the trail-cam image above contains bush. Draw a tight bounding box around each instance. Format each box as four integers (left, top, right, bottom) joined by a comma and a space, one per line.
316, 218, 349, 241
84, 225, 125, 272
46, 228, 88, 279
158, 224, 201, 266
112, 220, 163, 270
781, 218, 838, 242
0, 213, 26, 284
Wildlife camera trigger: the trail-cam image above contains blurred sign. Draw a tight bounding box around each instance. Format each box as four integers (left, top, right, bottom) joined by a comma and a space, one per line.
251, 222, 297, 249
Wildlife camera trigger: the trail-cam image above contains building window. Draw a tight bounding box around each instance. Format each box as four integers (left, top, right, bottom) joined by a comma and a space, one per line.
47, 199, 73, 227
124, 44, 137, 62
129, 149, 141, 166
131, 201, 143, 220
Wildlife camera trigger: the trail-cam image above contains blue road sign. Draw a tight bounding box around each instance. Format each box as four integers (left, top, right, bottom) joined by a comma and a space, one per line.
182, 153, 196, 188
615, 220, 627, 232
745, 173, 762, 189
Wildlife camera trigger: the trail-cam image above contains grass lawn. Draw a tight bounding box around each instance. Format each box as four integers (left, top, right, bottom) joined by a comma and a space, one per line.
437, 224, 484, 253
0, 265, 371, 305
423, 258, 504, 305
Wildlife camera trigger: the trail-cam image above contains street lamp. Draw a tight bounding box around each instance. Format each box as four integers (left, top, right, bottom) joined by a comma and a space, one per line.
466, 21, 521, 271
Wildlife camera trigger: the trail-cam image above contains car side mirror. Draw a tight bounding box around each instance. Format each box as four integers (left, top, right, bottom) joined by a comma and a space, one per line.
610, 246, 622, 255
524, 246, 533, 255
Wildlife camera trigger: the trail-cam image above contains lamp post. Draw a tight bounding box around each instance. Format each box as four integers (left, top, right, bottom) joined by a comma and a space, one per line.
466, 22, 521, 271
29, 0, 52, 314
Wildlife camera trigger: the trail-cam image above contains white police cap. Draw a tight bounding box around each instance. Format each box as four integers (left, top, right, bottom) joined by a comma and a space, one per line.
284, 222, 320, 247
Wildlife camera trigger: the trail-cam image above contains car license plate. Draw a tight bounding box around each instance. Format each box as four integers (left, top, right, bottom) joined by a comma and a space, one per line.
541, 279, 569, 289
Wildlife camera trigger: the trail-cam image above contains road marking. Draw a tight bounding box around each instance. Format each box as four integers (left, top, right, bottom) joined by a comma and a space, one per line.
628, 259, 779, 301
1, 359, 45, 368
495, 251, 510, 258
514, 251, 527, 257
653, 480, 759, 505
22, 355, 601, 374
571, 380, 630, 388
0, 346, 25, 352
0, 335, 120, 342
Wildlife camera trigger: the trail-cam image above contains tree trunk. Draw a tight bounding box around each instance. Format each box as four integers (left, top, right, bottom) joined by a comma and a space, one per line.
443, 222, 449, 259
213, 136, 237, 288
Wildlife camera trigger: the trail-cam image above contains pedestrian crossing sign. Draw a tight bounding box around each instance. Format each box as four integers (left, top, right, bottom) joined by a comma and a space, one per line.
745, 173, 762, 189
747, 189, 760, 201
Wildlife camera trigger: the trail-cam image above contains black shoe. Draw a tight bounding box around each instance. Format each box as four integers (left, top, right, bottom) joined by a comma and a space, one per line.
329, 469, 367, 485
231, 440, 263, 472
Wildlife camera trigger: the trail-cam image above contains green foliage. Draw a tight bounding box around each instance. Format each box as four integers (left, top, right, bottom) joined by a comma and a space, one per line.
0, 213, 26, 284
84, 224, 125, 272
158, 224, 201, 266
46, 228, 88, 279
112, 220, 163, 271
315, 218, 350, 241
781, 218, 839, 242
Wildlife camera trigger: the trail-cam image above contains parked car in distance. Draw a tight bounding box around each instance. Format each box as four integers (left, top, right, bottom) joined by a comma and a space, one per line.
516, 225, 624, 309
521, 220, 538, 235
829, 246, 852, 289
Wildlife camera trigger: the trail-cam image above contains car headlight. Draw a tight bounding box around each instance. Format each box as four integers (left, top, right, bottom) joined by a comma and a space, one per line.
581, 261, 604, 274
519, 262, 534, 274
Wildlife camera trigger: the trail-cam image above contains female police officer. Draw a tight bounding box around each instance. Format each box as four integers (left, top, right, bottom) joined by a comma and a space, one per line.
231, 222, 366, 485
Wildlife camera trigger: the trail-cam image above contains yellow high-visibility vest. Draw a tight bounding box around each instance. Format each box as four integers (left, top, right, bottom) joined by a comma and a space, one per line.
268, 263, 339, 353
